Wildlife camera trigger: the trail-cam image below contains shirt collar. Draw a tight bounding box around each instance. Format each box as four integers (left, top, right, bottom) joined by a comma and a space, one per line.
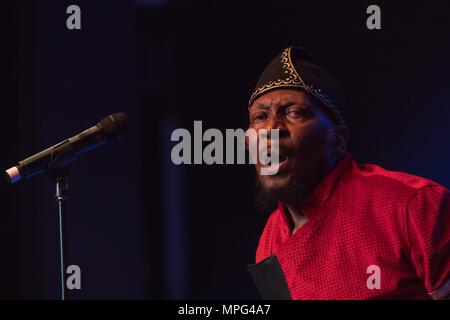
301, 153, 354, 208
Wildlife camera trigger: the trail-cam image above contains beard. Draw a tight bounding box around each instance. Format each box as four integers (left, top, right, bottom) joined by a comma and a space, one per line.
255, 172, 304, 213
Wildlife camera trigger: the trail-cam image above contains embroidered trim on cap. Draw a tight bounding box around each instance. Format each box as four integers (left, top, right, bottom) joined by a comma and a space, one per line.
249, 47, 305, 104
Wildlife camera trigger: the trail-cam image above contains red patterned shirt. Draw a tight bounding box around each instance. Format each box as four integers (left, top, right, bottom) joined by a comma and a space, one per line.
255, 154, 450, 299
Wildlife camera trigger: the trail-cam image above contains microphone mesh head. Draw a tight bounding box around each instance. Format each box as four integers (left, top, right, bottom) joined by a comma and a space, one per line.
99, 113, 131, 141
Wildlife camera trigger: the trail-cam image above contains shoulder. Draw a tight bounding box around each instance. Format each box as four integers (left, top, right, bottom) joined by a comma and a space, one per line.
406, 183, 449, 230
346, 160, 448, 205
337, 159, 449, 241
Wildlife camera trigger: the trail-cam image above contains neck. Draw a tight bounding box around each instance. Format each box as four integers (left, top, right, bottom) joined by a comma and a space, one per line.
283, 202, 309, 235
282, 156, 340, 234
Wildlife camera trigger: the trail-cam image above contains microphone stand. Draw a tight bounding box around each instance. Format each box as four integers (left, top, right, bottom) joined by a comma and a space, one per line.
47, 146, 76, 300
51, 169, 70, 300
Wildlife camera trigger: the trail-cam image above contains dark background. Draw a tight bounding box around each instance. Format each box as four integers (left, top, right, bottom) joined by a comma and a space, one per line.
1, 0, 449, 299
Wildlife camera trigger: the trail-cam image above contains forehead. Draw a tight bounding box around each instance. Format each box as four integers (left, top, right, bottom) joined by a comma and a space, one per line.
249, 89, 313, 111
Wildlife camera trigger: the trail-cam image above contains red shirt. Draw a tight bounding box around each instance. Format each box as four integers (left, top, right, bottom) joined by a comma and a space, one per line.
255, 154, 450, 299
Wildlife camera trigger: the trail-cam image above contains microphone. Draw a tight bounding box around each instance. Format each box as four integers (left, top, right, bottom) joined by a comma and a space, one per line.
5, 113, 130, 184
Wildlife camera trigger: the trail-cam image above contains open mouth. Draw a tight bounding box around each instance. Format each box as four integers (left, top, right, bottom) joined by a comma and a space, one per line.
260, 152, 289, 172
276, 154, 289, 170
278, 154, 288, 163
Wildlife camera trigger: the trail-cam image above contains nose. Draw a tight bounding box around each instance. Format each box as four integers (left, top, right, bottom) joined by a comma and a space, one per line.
266, 114, 289, 139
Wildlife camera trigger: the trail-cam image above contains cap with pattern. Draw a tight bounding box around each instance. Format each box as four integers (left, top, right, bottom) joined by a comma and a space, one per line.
249, 47, 345, 125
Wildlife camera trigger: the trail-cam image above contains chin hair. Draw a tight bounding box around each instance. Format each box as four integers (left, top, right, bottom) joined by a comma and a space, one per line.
255, 174, 304, 213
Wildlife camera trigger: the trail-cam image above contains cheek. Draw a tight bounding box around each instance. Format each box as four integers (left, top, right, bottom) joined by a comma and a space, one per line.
291, 124, 330, 155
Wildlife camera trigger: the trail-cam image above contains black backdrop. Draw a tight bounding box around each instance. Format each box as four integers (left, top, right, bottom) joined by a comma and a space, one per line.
1, 0, 449, 299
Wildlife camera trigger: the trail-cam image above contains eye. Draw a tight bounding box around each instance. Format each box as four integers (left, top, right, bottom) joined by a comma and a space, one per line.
252, 112, 268, 122
286, 107, 307, 119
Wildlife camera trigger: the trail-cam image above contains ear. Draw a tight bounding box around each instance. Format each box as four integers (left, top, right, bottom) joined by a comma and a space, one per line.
331, 125, 349, 158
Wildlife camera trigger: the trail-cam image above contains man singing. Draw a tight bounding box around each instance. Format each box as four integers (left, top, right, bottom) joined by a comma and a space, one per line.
247, 47, 450, 300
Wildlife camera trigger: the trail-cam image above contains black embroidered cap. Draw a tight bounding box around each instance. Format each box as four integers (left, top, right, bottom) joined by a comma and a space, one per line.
249, 47, 345, 125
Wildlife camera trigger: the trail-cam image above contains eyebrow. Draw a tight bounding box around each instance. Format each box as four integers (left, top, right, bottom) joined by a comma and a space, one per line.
249, 104, 270, 111
250, 100, 308, 112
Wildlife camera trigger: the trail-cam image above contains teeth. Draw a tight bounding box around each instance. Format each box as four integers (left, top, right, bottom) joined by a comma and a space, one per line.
262, 156, 287, 166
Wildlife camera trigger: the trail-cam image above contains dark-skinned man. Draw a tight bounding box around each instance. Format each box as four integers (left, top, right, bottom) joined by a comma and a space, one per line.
247, 47, 450, 300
